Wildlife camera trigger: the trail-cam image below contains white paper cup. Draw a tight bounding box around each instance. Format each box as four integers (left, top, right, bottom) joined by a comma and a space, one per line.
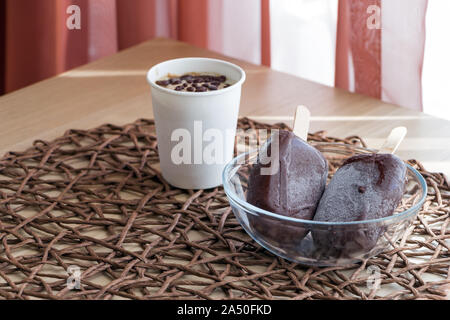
147, 58, 246, 189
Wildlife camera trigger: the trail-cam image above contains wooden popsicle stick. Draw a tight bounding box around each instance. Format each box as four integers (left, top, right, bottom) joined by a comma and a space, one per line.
293, 105, 311, 141
379, 127, 408, 155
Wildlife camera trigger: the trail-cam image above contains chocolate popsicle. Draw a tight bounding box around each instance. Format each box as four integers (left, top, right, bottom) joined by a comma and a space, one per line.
247, 130, 328, 243
312, 153, 407, 258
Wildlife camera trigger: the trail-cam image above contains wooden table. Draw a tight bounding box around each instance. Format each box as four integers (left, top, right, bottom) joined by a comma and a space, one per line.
1, 38, 450, 176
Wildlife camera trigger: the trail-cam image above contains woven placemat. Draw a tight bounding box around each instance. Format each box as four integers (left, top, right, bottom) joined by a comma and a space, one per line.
0, 118, 449, 300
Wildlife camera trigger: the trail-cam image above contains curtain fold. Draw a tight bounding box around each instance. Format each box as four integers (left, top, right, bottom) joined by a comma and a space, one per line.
336, 0, 382, 99
335, 0, 350, 93
0, 0, 6, 95
177, 0, 209, 48
116, 0, 157, 50
57, 0, 90, 71
261, 0, 271, 66
5, 0, 64, 92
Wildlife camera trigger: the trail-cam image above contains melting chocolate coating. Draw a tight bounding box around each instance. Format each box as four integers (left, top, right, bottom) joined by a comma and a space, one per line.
247, 131, 328, 244
312, 153, 407, 258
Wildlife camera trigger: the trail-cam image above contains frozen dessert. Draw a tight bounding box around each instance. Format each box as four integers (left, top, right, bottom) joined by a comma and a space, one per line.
312, 153, 407, 257
247, 130, 328, 243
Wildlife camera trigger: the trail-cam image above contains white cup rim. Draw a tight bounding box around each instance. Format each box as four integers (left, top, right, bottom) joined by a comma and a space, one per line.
147, 57, 246, 97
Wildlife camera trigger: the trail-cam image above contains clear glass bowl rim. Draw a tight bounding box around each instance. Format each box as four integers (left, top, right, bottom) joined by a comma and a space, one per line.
222, 142, 428, 227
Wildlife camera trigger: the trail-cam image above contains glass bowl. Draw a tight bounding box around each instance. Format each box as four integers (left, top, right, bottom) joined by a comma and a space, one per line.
223, 142, 427, 267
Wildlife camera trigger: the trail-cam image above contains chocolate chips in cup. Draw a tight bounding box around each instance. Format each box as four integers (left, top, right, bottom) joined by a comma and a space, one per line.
156, 73, 232, 92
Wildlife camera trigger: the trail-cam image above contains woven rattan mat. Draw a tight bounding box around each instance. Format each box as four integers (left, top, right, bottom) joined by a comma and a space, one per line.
0, 118, 449, 300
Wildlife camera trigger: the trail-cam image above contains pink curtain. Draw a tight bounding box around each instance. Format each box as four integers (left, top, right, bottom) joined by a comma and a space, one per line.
1, 0, 270, 94
261, 0, 271, 66
335, 0, 428, 111
2, 0, 428, 111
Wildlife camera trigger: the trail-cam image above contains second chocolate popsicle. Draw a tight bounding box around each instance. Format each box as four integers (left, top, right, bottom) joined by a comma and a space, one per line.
312, 153, 407, 258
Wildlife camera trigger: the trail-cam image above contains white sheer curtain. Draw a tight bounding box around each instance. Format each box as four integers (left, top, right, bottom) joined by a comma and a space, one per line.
270, 0, 338, 87
381, 0, 428, 111
423, 0, 450, 121
208, 0, 262, 65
